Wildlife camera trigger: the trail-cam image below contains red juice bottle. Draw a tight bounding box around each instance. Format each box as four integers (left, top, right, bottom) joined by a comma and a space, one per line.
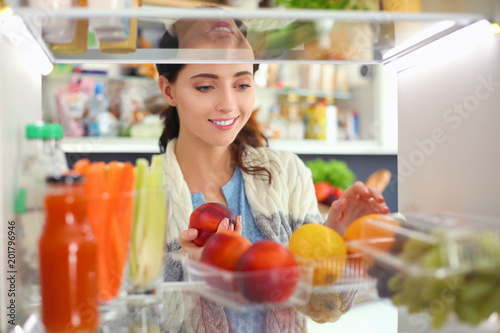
39, 174, 99, 332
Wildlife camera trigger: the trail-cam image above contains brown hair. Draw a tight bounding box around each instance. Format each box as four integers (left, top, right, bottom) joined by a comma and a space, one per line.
156, 63, 272, 184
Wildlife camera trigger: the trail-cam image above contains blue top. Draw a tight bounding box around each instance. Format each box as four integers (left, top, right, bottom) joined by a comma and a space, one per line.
191, 166, 266, 332
190, 166, 264, 243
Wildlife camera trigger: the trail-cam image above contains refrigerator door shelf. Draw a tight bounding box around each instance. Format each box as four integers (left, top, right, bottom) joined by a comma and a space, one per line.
10, 7, 485, 64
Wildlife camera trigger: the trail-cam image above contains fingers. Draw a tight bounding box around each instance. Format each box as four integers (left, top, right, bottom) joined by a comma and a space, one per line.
216, 218, 230, 232
366, 185, 385, 203
178, 228, 198, 248
325, 198, 348, 235
178, 228, 203, 260
328, 198, 347, 223
342, 181, 369, 200
234, 216, 243, 235
345, 181, 386, 204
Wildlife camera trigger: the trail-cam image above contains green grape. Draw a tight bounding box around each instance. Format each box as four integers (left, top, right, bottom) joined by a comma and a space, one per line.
387, 273, 405, 292
419, 245, 448, 268
459, 278, 496, 302
455, 302, 483, 326
430, 301, 453, 329
477, 283, 500, 320
418, 277, 445, 305
391, 291, 409, 306
399, 239, 433, 263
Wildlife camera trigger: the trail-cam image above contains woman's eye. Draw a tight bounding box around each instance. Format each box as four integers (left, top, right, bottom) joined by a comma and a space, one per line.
196, 86, 212, 92
236, 84, 251, 90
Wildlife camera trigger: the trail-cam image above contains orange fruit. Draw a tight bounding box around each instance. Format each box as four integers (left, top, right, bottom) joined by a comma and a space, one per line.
289, 224, 347, 286
343, 214, 400, 253
343, 214, 400, 271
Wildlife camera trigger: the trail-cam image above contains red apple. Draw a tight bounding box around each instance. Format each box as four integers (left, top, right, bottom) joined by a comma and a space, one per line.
201, 231, 252, 292
236, 240, 300, 303
189, 203, 236, 246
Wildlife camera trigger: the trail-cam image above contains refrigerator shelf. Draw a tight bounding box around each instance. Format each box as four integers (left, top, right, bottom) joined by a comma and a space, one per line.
9, 6, 485, 64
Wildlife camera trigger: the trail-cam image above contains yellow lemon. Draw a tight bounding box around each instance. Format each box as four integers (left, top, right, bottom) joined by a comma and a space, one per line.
289, 224, 347, 286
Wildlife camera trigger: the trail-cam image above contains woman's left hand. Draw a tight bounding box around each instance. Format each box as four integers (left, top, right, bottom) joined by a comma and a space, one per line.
325, 181, 390, 235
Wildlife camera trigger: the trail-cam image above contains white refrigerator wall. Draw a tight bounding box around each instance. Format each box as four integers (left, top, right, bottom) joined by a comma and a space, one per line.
0, 25, 42, 330
397, 23, 500, 216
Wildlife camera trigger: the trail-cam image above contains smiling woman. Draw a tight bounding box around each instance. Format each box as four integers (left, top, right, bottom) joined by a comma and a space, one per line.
156, 8, 390, 333
158, 64, 259, 157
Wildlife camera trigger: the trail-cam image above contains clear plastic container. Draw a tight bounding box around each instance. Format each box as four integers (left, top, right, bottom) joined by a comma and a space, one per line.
15, 123, 50, 316
294, 252, 376, 293
87, 0, 134, 42
171, 253, 314, 312
42, 123, 69, 176
347, 212, 500, 332
29, 0, 79, 43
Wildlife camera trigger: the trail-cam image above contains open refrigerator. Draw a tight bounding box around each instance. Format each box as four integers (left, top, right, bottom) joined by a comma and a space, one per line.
1, 1, 500, 332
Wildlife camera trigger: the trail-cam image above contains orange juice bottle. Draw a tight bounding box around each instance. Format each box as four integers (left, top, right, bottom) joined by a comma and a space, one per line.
39, 174, 98, 332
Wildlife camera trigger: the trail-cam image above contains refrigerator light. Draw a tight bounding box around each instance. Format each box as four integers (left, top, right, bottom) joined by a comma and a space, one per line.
384, 20, 494, 73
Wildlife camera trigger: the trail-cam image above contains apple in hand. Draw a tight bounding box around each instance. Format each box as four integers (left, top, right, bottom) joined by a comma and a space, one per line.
236, 240, 300, 303
201, 231, 252, 292
189, 202, 236, 246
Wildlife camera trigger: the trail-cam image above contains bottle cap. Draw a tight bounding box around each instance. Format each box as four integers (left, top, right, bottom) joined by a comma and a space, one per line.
26, 123, 45, 139
46, 173, 85, 185
43, 123, 64, 140
15, 188, 27, 214
95, 81, 105, 95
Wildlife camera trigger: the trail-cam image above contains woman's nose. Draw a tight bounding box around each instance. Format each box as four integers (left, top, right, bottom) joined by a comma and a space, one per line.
215, 88, 236, 113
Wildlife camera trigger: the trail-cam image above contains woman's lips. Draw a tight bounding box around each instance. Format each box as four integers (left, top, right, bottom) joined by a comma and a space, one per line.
209, 117, 239, 129
207, 22, 235, 35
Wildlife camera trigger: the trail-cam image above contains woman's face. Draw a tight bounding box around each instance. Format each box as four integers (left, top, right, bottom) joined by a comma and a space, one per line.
161, 63, 256, 148
174, 19, 253, 59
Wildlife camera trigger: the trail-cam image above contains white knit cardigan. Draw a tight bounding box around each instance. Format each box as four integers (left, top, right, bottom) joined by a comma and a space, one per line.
162, 138, 323, 252
161, 138, 323, 333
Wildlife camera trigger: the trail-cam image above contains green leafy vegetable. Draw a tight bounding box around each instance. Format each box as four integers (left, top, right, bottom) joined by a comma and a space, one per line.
275, 0, 378, 10
306, 158, 356, 190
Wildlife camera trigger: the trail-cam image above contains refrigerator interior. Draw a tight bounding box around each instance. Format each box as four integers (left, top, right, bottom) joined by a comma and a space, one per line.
1, 3, 500, 332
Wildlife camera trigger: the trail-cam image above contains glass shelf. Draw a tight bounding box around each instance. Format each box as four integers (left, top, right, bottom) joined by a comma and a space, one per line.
10, 6, 484, 64
60, 137, 397, 155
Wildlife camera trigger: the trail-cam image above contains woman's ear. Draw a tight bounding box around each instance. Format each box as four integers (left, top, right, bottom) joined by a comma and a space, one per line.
158, 76, 176, 106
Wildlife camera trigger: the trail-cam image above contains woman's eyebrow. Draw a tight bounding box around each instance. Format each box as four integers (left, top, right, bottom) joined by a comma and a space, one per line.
190, 73, 218, 79
190, 71, 253, 80
235, 71, 252, 77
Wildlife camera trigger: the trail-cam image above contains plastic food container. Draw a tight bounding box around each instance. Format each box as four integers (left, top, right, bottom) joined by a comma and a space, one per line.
171, 253, 314, 312
294, 252, 376, 293
347, 212, 500, 332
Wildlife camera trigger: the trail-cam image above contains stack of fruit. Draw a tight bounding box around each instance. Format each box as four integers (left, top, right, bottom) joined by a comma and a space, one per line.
186, 203, 303, 305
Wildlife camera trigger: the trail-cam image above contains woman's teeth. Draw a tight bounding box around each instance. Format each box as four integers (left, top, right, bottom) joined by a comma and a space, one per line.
212, 118, 235, 126
212, 26, 232, 33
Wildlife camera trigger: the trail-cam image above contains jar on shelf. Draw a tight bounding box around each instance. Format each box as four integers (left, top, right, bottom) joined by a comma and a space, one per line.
281, 93, 304, 140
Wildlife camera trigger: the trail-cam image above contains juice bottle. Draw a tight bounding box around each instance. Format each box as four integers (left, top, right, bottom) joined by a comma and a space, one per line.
39, 174, 99, 332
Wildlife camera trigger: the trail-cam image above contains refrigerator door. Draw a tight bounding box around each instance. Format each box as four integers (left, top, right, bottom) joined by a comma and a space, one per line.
397, 21, 500, 216
0, 16, 42, 330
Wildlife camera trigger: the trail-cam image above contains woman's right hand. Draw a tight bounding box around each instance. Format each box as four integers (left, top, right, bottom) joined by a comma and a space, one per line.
177, 216, 243, 260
